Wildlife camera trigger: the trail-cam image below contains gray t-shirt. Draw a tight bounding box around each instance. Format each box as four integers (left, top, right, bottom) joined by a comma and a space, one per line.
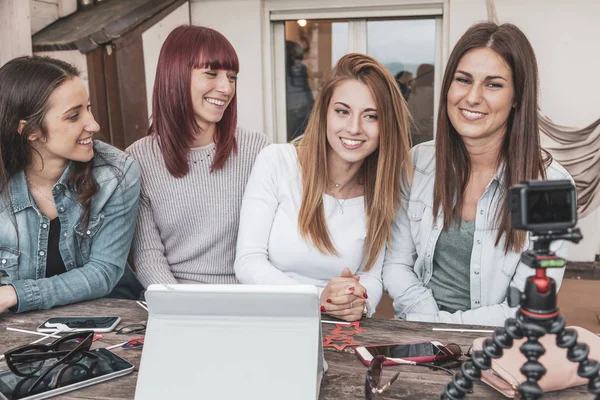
426, 218, 475, 312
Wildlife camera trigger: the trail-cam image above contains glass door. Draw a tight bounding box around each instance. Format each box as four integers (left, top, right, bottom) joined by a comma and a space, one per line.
279, 16, 439, 144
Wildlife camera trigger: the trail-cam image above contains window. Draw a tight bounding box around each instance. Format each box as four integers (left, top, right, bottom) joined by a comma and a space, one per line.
367, 19, 436, 144
267, 1, 445, 144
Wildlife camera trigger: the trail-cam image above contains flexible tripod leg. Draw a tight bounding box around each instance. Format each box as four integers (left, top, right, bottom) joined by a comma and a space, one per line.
441, 317, 524, 399
441, 313, 600, 400
549, 315, 600, 399
514, 316, 552, 399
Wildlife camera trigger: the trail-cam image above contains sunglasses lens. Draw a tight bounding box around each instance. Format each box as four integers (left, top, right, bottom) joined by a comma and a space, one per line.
57, 333, 93, 363
10, 348, 48, 376
57, 340, 78, 352
14, 375, 42, 397
63, 332, 93, 348
57, 364, 92, 386
368, 355, 384, 388
434, 343, 462, 365
446, 344, 462, 358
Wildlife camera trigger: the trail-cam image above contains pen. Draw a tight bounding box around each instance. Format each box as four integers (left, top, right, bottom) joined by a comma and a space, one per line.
321, 320, 352, 325
6, 327, 64, 339
432, 328, 494, 333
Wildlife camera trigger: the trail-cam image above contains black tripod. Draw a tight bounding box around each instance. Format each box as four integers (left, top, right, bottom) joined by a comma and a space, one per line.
441, 228, 600, 399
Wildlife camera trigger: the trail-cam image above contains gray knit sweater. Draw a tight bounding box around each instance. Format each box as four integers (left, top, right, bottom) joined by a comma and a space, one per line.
125, 127, 269, 287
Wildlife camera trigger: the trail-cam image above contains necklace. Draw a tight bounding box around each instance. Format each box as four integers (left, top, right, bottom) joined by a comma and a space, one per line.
25, 176, 55, 203
327, 178, 356, 214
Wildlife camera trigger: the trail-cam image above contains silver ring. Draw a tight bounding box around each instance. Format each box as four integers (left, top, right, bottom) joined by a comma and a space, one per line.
350, 301, 353, 309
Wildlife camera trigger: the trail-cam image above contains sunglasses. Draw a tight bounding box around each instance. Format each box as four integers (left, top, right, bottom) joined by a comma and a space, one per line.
13, 352, 98, 397
365, 355, 400, 400
115, 324, 146, 335
364, 343, 465, 399
3, 331, 94, 395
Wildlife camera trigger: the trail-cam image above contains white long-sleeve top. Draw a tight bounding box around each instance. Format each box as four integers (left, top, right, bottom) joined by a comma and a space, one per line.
234, 144, 383, 316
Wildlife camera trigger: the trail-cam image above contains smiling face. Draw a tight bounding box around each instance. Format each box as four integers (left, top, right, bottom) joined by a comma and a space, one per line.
447, 47, 515, 144
326, 79, 380, 168
29, 77, 99, 165
190, 68, 237, 134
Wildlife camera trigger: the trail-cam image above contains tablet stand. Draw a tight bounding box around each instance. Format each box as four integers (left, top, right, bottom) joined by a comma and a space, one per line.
441, 229, 600, 400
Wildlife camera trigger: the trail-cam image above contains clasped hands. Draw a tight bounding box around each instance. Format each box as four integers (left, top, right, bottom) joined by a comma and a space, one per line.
320, 268, 368, 322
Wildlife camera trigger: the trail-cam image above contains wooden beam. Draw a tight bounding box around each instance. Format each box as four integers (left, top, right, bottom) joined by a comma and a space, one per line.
114, 35, 149, 148
102, 44, 125, 149
86, 47, 111, 144
0, 0, 32, 66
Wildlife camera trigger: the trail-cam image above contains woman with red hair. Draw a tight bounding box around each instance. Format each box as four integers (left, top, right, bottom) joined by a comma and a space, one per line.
127, 25, 268, 287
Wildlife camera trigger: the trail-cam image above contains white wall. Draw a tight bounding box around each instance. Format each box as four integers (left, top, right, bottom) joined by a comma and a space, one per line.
448, 0, 600, 260
142, 2, 191, 118
33, 50, 89, 94
191, 0, 265, 134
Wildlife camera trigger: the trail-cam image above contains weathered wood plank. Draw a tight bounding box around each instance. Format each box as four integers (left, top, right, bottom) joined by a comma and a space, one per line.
0, 0, 32, 66
58, 0, 77, 18
30, 0, 59, 35
31, 0, 187, 53
0, 299, 591, 399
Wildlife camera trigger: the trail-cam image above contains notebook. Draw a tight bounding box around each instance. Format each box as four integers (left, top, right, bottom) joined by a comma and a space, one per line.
135, 284, 325, 400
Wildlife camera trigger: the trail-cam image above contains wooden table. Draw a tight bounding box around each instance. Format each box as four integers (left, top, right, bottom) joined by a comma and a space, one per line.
0, 299, 591, 399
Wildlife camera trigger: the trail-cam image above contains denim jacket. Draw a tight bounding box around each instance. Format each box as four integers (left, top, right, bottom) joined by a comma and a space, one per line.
382, 141, 571, 326
0, 141, 141, 312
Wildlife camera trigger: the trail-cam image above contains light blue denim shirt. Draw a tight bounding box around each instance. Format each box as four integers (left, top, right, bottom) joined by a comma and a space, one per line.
0, 141, 141, 312
382, 141, 571, 326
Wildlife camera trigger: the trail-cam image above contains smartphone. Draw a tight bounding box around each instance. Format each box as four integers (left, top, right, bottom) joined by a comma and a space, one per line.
355, 340, 448, 366
36, 317, 121, 333
0, 348, 134, 400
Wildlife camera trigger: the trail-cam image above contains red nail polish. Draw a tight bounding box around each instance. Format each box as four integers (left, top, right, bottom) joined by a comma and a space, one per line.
363, 293, 369, 299
326, 298, 332, 303
349, 287, 355, 292
320, 306, 326, 312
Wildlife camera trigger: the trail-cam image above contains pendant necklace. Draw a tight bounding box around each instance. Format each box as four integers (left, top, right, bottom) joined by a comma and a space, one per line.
328, 179, 355, 214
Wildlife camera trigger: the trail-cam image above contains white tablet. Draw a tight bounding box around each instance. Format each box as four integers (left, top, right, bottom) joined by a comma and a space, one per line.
135, 284, 324, 400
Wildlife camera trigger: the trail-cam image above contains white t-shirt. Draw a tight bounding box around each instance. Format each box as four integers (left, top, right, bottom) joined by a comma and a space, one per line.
234, 144, 384, 315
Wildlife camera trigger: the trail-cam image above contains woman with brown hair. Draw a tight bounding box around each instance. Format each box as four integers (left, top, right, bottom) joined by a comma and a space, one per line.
126, 25, 268, 287
383, 22, 571, 326
0, 56, 140, 313
235, 53, 413, 321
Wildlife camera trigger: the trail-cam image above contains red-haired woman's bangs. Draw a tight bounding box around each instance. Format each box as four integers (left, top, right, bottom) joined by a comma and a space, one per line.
192, 29, 240, 73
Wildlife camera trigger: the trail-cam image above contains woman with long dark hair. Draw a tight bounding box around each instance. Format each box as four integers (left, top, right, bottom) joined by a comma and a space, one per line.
235, 53, 413, 321
0, 56, 140, 313
126, 25, 268, 286
383, 22, 572, 326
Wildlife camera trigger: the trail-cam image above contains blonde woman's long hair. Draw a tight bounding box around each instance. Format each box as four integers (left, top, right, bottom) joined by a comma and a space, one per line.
295, 53, 413, 271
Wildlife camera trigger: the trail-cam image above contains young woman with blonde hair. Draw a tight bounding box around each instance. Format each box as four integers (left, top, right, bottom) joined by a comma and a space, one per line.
235, 53, 412, 321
